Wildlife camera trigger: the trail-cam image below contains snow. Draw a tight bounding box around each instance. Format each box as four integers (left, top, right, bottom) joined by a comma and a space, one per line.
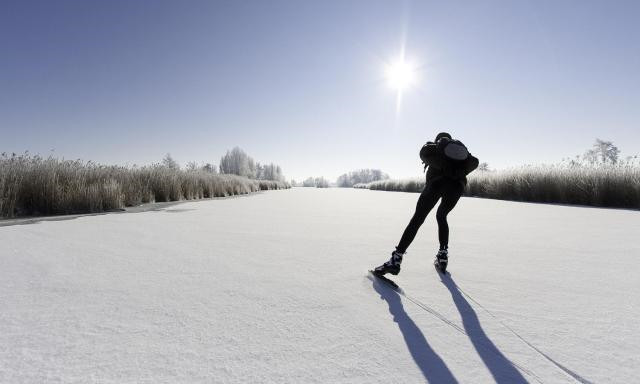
1, 188, 638, 383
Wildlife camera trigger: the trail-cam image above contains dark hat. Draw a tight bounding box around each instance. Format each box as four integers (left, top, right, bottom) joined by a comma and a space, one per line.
435, 132, 452, 141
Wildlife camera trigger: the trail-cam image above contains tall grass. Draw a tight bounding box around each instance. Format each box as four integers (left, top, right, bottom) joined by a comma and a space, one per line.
357, 164, 640, 209
355, 178, 425, 193
0, 153, 289, 218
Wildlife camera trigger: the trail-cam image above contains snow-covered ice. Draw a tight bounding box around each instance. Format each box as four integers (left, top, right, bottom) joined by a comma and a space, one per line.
1, 188, 638, 383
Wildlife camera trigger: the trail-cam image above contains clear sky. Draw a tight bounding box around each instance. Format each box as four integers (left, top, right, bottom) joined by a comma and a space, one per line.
1, 0, 638, 181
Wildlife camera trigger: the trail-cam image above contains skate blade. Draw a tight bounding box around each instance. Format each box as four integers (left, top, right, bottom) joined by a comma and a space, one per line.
368, 270, 399, 289
433, 260, 448, 275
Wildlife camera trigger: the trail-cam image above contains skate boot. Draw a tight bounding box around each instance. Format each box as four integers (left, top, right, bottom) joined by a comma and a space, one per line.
373, 250, 405, 276
434, 248, 448, 273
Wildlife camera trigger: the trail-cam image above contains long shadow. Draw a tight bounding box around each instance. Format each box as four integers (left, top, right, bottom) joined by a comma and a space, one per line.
372, 278, 458, 383
440, 274, 529, 383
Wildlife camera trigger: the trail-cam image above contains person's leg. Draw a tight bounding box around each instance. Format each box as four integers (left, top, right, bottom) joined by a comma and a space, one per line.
395, 181, 442, 253
435, 182, 465, 250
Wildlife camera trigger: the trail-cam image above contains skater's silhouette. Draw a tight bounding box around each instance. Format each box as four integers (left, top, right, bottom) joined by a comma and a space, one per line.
374, 132, 479, 275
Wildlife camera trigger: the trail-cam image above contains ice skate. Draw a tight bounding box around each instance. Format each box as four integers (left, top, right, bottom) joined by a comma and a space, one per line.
434, 248, 448, 273
373, 250, 404, 276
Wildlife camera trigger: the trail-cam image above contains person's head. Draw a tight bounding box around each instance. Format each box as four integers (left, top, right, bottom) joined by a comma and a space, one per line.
435, 132, 452, 142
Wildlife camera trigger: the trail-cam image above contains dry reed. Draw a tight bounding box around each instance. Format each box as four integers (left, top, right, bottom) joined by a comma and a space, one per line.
357, 164, 640, 209
0, 153, 288, 218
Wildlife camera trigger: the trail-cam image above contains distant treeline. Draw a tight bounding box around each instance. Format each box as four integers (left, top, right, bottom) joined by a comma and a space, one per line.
301, 177, 330, 188
294, 169, 389, 188
337, 169, 389, 187
0, 152, 289, 218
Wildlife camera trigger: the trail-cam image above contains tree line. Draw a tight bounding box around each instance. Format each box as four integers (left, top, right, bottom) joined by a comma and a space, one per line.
336, 169, 389, 187
162, 147, 285, 182
294, 169, 388, 188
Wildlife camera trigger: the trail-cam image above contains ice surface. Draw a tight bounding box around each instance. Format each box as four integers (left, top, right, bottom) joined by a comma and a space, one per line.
1, 188, 638, 383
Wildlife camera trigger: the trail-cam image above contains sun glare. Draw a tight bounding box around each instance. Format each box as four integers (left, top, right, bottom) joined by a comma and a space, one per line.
385, 58, 417, 91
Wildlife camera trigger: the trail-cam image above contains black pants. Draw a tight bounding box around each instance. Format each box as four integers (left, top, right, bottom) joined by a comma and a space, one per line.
396, 178, 464, 253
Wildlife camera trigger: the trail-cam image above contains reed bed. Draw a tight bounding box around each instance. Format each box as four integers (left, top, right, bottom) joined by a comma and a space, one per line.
356, 164, 640, 209
355, 178, 425, 193
0, 154, 288, 218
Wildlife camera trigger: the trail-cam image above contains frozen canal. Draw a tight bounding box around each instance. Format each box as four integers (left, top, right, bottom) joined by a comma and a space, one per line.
1, 188, 638, 383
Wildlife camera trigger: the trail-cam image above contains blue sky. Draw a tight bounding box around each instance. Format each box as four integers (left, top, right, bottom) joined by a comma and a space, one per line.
1, 0, 638, 181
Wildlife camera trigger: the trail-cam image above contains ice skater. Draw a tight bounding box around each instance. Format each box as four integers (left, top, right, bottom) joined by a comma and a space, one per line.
374, 132, 479, 274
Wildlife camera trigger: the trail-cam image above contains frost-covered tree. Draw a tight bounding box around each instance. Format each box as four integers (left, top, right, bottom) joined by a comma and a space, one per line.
201, 163, 218, 173
584, 139, 620, 165
247, 157, 257, 179
315, 177, 329, 188
218, 147, 285, 181
162, 153, 180, 170
219, 147, 252, 177
185, 161, 198, 171
260, 163, 284, 182
336, 169, 389, 187
302, 177, 329, 188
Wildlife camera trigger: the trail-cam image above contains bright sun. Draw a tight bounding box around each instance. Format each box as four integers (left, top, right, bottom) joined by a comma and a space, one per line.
385, 58, 417, 91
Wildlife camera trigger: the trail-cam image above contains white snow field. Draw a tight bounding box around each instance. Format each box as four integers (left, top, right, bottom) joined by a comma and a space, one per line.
1, 188, 638, 384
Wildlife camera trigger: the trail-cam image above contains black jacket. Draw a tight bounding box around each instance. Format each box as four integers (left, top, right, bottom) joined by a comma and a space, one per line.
420, 139, 479, 185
